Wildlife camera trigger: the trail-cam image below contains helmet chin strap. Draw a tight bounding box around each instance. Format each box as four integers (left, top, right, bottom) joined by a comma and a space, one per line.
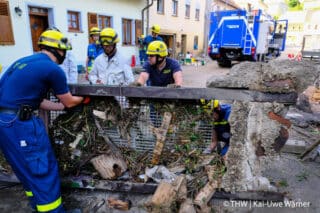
151, 56, 165, 69
104, 44, 117, 57
156, 56, 165, 66
44, 47, 66, 64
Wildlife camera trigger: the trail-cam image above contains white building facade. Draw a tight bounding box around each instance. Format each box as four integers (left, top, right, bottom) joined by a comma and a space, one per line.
0, 0, 145, 71
147, 0, 206, 59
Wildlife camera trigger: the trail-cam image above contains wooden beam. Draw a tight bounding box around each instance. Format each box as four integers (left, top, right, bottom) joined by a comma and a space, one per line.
300, 139, 320, 159
69, 85, 297, 103
151, 112, 172, 165
62, 178, 158, 194
59, 178, 285, 201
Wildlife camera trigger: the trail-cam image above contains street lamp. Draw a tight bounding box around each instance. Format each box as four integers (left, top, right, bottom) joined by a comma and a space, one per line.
14, 6, 22, 16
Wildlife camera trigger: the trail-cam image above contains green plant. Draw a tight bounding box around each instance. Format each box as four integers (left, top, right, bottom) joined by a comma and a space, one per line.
296, 171, 309, 182
288, 0, 299, 8
278, 179, 289, 187
286, 0, 304, 10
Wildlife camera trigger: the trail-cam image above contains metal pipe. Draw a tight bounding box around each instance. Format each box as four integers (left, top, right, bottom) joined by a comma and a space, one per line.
141, 0, 155, 35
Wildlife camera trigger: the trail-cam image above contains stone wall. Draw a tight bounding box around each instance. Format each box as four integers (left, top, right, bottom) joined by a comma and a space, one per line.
222, 101, 288, 192
206, 60, 320, 192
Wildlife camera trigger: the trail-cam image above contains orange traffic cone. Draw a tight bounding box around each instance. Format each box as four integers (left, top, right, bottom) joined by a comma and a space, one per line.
295, 53, 302, 61
131, 55, 136, 67
288, 53, 295, 60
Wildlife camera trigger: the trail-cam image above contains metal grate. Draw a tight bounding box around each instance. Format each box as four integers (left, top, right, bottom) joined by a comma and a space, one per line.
47, 95, 213, 153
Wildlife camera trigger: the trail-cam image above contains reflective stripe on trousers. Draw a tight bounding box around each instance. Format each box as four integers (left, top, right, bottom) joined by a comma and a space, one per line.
0, 114, 64, 213
212, 120, 228, 125
37, 197, 62, 212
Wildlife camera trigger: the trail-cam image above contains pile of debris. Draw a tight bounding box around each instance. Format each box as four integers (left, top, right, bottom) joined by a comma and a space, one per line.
48, 97, 228, 211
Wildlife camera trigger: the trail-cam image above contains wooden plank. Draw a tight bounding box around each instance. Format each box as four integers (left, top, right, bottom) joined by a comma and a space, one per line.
93, 180, 158, 194
0, 174, 285, 201
61, 177, 284, 202
69, 85, 297, 103
151, 112, 172, 165
282, 139, 306, 154
300, 139, 320, 159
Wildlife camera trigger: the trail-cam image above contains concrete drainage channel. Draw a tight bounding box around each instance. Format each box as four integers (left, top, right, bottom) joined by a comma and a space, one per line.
0, 59, 319, 212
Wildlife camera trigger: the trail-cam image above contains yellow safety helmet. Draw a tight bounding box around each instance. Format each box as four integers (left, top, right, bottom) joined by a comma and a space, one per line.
146, 41, 168, 57
151, 24, 161, 34
200, 99, 219, 111
99, 28, 120, 45
38, 29, 72, 50
140, 34, 145, 39
89, 27, 101, 36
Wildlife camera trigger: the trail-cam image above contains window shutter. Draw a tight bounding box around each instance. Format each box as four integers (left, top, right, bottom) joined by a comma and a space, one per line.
135, 19, 142, 45
0, 0, 15, 45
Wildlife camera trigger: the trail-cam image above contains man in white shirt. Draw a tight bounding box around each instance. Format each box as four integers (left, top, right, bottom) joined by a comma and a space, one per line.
60, 51, 78, 84
89, 28, 134, 86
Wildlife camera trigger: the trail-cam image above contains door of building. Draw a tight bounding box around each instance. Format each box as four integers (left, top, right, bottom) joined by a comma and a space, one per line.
159, 34, 175, 58
181, 34, 187, 56
29, 7, 48, 52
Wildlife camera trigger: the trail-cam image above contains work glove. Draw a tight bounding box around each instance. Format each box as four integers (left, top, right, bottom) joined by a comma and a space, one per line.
82, 96, 91, 104
167, 84, 181, 88
65, 96, 91, 114
129, 81, 142, 87
65, 105, 83, 114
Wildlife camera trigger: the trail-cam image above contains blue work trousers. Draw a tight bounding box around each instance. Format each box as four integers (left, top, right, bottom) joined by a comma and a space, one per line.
0, 113, 64, 212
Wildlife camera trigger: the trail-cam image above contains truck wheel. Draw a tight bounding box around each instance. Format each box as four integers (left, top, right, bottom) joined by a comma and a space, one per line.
217, 59, 232, 67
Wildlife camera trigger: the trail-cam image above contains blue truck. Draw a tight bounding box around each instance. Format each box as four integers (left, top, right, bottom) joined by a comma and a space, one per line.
208, 9, 288, 67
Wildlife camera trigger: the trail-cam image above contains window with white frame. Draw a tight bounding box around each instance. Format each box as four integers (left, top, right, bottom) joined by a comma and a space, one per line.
68, 10, 81, 32
157, 0, 164, 14
122, 18, 132, 45
195, 8, 200, 21
185, 4, 190, 18
172, 0, 178, 16
98, 15, 112, 29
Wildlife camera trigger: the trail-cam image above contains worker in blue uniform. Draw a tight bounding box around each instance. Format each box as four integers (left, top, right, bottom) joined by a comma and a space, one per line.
134, 40, 182, 87
143, 24, 163, 62
0, 28, 86, 212
85, 27, 103, 80
202, 100, 232, 157
138, 34, 147, 65
132, 40, 182, 127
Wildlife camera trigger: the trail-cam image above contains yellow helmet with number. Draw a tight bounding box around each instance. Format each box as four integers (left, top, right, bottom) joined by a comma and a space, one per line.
99, 28, 120, 45
38, 29, 71, 50
151, 24, 161, 34
146, 41, 168, 57
89, 27, 101, 36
